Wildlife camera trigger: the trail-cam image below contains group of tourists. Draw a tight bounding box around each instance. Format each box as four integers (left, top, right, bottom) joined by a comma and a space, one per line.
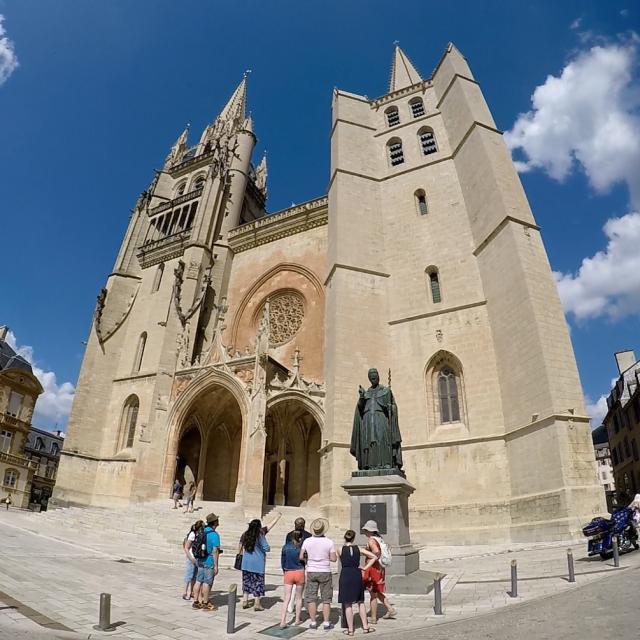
172, 479, 196, 513
181, 512, 396, 633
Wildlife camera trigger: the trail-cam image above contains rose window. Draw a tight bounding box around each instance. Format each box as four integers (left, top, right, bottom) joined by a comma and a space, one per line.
267, 292, 305, 346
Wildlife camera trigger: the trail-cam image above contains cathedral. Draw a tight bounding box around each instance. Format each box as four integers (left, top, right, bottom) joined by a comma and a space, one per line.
54, 44, 604, 543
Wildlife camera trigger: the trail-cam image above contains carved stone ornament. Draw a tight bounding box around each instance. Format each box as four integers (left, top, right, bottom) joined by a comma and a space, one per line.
93, 287, 108, 344
266, 292, 305, 347
270, 347, 326, 404
172, 260, 213, 328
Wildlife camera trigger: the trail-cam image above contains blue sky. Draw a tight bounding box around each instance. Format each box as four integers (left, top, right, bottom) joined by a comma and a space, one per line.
0, 1, 638, 430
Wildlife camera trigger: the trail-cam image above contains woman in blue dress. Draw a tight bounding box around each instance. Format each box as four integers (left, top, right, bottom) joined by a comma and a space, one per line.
239, 519, 270, 611
338, 529, 376, 635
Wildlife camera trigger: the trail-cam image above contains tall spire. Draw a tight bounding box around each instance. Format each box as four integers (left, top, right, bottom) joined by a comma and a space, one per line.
199, 73, 249, 148
389, 44, 422, 93
219, 73, 248, 123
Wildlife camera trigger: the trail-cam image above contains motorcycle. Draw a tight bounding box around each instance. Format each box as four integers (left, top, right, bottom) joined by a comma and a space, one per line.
582, 507, 639, 559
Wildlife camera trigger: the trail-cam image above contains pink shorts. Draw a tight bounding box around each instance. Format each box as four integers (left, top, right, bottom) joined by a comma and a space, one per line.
284, 569, 305, 586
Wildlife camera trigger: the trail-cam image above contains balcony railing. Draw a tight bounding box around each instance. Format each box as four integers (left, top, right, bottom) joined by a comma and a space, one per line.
0, 450, 38, 470
169, 149, 215, 174
137, 228, 193, 268
148, 187, 203, 217
1, 414, 30, 431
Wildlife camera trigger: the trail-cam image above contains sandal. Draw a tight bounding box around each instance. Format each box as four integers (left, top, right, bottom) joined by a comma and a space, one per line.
201, 602, 217, 611
342, 631, 354, 636
363, 629, 376, 634
191, 602, 202, 610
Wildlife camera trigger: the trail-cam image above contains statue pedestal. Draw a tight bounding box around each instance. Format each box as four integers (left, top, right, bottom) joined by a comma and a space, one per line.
341, 474, 420, 577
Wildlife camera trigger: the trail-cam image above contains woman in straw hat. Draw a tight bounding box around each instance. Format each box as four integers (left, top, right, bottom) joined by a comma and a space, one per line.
361, 521, 396, 624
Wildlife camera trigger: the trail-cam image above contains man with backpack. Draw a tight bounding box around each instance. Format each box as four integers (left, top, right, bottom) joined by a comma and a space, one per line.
361, 520, 396, 623
192, 513, 221, 611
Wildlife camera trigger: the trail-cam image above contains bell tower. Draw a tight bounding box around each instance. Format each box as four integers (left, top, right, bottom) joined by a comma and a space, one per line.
54, 75, 267, 506
324, 44, 604, 541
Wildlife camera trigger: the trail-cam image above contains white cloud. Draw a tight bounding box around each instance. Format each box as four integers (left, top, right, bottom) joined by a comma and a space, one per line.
0, 15, 18, 86
504, 38, 640, 207
5, 331, 75, 429
570, 17, 583, 30
586, 394, 608, 426
554, 211, 640, 320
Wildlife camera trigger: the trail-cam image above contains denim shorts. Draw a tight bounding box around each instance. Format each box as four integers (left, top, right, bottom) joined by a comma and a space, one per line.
184, 558, 197, 583
196, 560, 215, 587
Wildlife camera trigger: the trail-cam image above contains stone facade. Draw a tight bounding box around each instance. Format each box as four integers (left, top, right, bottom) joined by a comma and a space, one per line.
0, 326, 42, 509
54, 45, 605, 543
24, 426, 64, 510
603, 350, 640, 499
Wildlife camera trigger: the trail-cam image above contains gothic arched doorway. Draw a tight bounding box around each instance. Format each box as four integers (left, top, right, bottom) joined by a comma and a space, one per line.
176, 424, 201, 487
176, 384, 243, 502
263, 399, 322, 507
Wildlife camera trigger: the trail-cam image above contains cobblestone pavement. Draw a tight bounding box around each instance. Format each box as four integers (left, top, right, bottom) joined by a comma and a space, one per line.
0, 511, 638, 639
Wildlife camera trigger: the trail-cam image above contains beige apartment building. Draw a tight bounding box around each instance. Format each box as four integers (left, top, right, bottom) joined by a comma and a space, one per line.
54, 44, 604, 543
0, 326, 42, 508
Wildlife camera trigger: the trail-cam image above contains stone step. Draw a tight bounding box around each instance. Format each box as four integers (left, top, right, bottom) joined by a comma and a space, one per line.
15, 501, 348, 567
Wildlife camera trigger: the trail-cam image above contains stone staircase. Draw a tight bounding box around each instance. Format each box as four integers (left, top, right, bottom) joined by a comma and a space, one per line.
7, 500, 346, 572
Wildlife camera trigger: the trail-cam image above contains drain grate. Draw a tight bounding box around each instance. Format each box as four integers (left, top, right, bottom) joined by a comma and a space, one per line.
258, 624, 307, 638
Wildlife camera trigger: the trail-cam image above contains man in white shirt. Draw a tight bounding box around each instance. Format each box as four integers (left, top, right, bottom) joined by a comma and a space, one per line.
300, 518, 337, 630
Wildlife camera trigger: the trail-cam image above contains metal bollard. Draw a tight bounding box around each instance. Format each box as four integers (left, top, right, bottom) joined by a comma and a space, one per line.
433, 573, 443, 615
567, 548, 575, 583
93, 593, 113, 631
227, 584, 237, 634
612, 536, 620, 568
510, 560, 518, 598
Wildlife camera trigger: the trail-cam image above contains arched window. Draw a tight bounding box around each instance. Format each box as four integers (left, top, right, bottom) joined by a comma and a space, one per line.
409, 97, 425, 118
133, 332, 147, 373
51, 442, 60, 456
425, 351, 467, 430
35, 437, 44, 451
119, 395, 139, 450
418, 127, 438, 156
387, 138, 405, 167
175, 180, 187, 197
192, 174, 206, 191
151, 263, 164, 293
426, 267, 441, 303
3, 468, 18, 488
438, 367, 460, 423
385, 106, 400, 127
415, 189, 428, 215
